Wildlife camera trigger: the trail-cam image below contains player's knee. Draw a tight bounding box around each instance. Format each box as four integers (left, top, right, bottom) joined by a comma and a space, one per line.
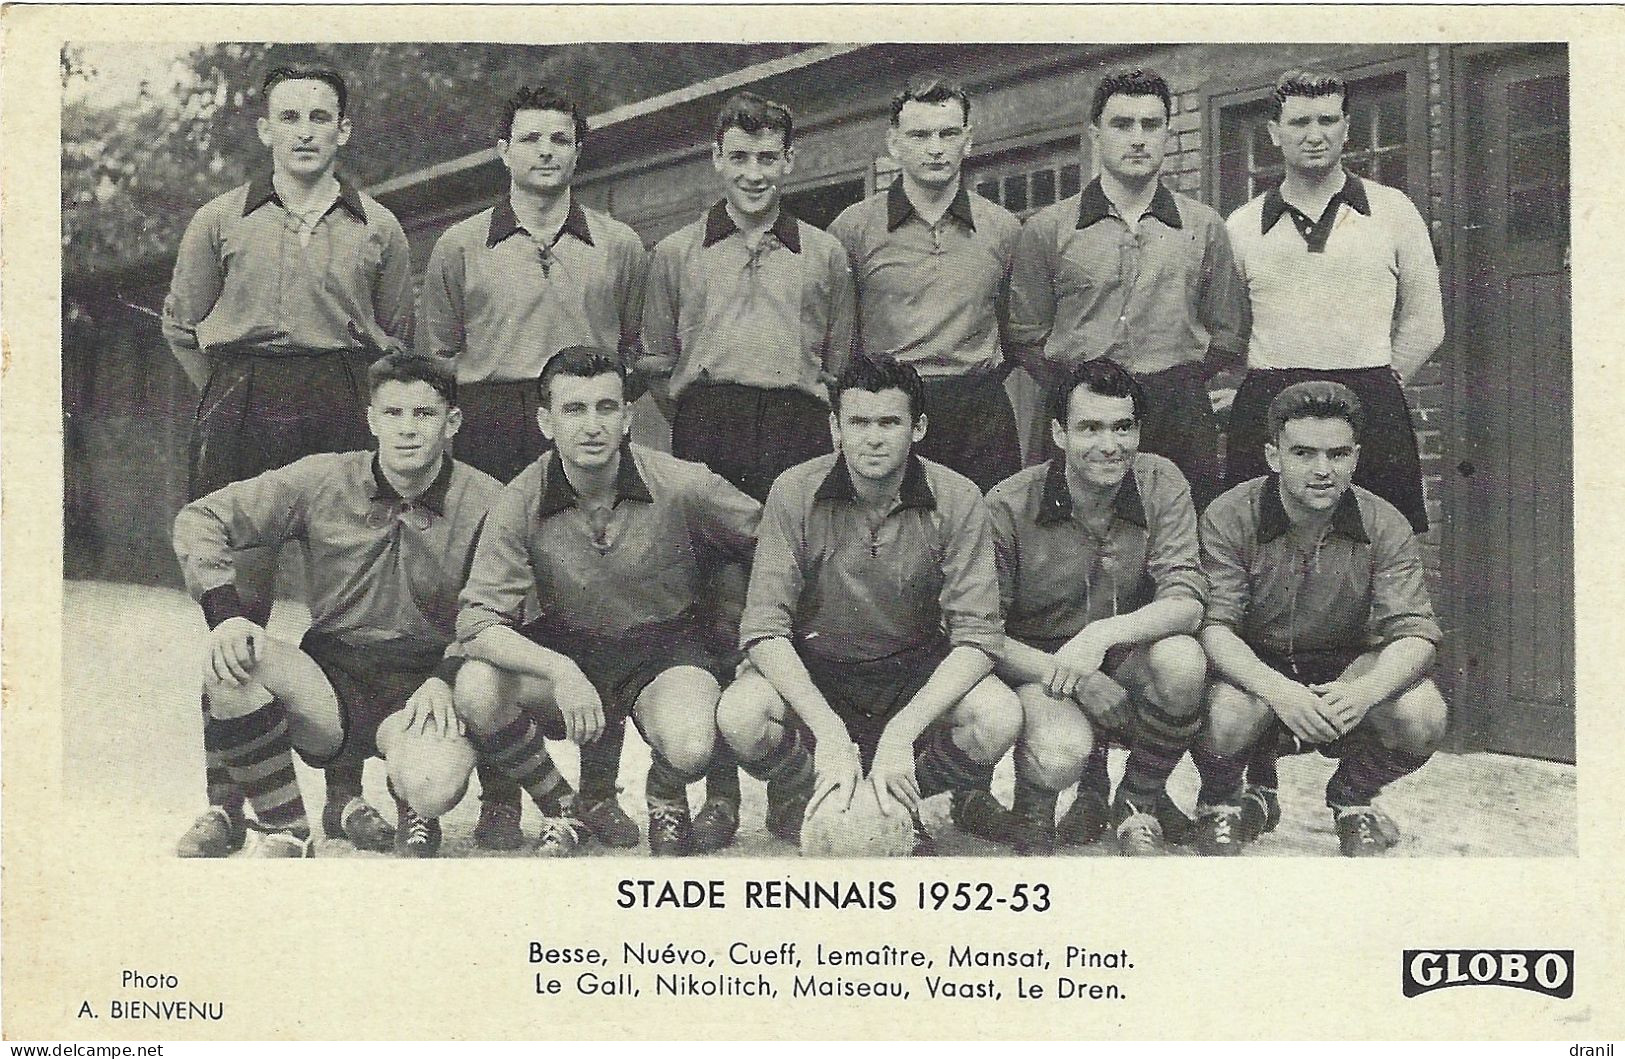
1018, 710, 1092, 791
716, 677, 776, 756
959, 679, 1021, 763
387, 735, 477, 819
1148, 636, 1207, 714
651, 719, 716, 776
1379, 682, 1448, 755
453, 660, 504, 733
1202, 681, 1264, 756
202, 679, 264, 719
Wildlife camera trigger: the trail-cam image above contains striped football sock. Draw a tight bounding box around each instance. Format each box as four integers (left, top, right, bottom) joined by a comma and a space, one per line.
915, 727, 993, 801
472, 715, 575, 814
739, 724, 813, 795
212, 699, 308, 837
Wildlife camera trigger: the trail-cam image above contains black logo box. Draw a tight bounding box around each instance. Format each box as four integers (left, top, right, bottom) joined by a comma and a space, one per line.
1403, 950, 1574, 999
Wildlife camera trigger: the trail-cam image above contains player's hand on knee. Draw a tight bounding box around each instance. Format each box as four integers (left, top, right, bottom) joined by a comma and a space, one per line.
1055, 636, 1107, 683
405, 676, 459, 737
868, 737, 921, 818
1075, 671, 1132, 730
555, 669, 605, 744
207, 617, 264, 687
1312, 680, 1380, 734
1046, 656, 1089, 700
1266, 682, 1341, 744
808, 738, 861, 818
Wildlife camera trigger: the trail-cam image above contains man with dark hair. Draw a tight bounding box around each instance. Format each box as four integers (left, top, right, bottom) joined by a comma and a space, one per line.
1006, 66, 1243, 835
642, 91, 854, 501
829, 77, 1024, 496
420, 84, 648, 483
163, 64, 416, 858
454, 348, 761, 857
987, 359, 1208, 855
640, 91, 855, 850
418, 84, 650, 852
1009, 67, 1243, 510
1191, 381, 1447, 857
1223, 68, 1444, 824
171, 352, 502, 857
1224, 68, 1443, 533
717, 355, 1022, 854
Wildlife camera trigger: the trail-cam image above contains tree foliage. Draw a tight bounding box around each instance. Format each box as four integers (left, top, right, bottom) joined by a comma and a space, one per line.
62, 42, 806, 284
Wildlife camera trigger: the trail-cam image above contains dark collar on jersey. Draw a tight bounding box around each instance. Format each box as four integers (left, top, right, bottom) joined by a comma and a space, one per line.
1261, 171, 1371, 234
1076, 177, 1184, 231
486, 195, 594, 248
536, 442, 653, 520
701, 200, 801, 253
1036, 457, 1147, 528
243, 172, 368, 222
1257, 476, 1369, 544
369, 453, 453, 516
815, 453, 937, 510
886, 177, 976, 232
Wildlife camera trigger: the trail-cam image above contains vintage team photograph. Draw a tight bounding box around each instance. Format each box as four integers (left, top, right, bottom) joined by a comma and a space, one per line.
60, 39, 1575, 862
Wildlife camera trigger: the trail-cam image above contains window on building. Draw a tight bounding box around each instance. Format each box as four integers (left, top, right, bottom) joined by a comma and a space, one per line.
968, 136, 1083, 218
1215, 71, 1411, 215
1505, 73, 1569, 244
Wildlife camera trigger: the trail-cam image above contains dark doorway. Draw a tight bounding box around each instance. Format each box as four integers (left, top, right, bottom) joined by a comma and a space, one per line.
1451, 44, 1573, 762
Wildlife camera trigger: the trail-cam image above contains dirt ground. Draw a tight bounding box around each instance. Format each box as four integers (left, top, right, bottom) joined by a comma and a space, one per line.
62, 581, 1578, 859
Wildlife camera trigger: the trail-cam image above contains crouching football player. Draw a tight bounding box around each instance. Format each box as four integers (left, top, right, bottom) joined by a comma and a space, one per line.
716, 355, 1022, 854
171, 353, 501, 857
1191, 381, 1446, 856
453, 348, 760, 856
987, 359, 1207, 856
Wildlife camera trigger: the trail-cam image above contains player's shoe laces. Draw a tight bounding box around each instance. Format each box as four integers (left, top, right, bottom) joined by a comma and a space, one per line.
175, 805, 246, 858
1334, 805, 1401, 857
1237, 785, 1282, 843
1194, 804, 1246, 857
949, 789, 1025, 846
322, 796, 395, 853
534, 815, 588, 858
393, 798, 443, 859
1112, 797, 1166, 856
579, 795, 641, 849
474, 798, 524, 851
647, 801, 693, 857
689, 797, 740, 854
248, 829, 315, 858
1056, 784, 1110, 847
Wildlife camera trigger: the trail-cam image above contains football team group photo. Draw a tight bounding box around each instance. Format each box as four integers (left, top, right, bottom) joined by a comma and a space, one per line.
59, 40, 1577, 861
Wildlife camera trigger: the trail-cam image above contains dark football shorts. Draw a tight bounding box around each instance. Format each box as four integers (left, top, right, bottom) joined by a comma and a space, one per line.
297, 632, 444, 767
454, 379, 552, 485
671, 382, 831, 503
1226, 365, 1428, 534
914, 372, 1021, 494
796, 638, 954, 771
518, 616, 721, 741
189, 349, 372, 500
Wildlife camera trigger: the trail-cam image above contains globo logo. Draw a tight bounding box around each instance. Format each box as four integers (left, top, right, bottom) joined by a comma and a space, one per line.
1402, 950, 1573, 999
